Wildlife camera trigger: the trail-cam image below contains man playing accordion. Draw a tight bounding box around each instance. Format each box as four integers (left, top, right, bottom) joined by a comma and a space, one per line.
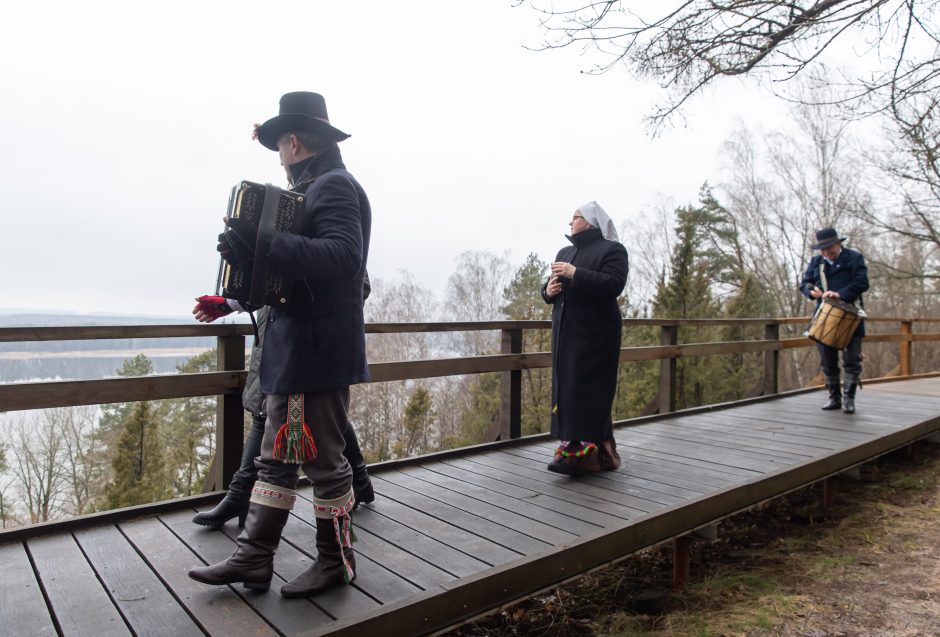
189, 91, 372, 598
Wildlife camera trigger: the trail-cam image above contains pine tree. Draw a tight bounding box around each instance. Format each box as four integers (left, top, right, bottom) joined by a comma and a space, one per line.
163, 349, 217, 496
397, 385, 434, 456
97, 354, 157, 441
501, 253, 553, 435
453, 373, 501, 446
104, 401, 171, 509
719, 272, 777, 400
652, 192, 726, 409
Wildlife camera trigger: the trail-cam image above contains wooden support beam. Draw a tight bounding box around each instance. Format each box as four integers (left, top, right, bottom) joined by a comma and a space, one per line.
900, 320, 913, 377
762, 323, 779, 395
822, 477, 836, 507
659, 325, 678, 415
499, 328, 523, 440
211, 334, 246, 492
673, 535, 692, 592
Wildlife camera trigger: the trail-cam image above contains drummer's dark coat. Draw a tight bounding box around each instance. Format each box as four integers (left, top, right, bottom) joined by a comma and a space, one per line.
259, 148, 371, 394
799, 246, 870, 337
542, 228, 629, 443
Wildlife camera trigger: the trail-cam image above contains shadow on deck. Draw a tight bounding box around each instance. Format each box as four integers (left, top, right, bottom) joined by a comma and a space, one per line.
4, 376, 940, 637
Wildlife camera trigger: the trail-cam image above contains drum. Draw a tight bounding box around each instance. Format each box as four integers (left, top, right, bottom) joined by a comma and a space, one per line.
806, 298, 862, 349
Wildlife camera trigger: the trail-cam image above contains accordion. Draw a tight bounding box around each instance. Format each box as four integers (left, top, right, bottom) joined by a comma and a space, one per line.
216, 181, 308, 306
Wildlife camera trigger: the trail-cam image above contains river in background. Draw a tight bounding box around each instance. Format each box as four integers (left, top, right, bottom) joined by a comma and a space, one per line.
0, 349, 214, 383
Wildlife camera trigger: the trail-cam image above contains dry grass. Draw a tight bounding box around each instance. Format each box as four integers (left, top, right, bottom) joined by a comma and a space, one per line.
443, 441, 940, 637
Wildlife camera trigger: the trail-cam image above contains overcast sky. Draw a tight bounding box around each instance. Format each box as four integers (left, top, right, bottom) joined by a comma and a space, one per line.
1, 1, 790, 319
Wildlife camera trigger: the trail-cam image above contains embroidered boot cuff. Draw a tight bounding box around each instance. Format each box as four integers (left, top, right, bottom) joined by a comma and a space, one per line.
250, 481, 297, 510
313, 488, 355, 519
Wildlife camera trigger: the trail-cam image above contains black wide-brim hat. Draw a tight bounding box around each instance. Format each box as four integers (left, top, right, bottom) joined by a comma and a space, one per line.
255, 91, 350, 151
812, 227, 847, 250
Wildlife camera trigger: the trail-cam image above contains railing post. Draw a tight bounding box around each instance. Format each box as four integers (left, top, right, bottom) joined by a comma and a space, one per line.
900, 320, 912, 377
499, 328, 523, 440
208, 334, 245, 492
659, 324, 677, 414
763, 322, 780, 395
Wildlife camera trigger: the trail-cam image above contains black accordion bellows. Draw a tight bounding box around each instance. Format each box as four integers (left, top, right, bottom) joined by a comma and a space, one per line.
217, 181, 308, 306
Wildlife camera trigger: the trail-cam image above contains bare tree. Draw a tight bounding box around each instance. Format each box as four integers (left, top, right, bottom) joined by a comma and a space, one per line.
351, 272, 439, 461
0, 440, 14, 528
858, 102, 940, 280
11, 416, 68, 524
443, 250, 512, 355
55, 406, 103, 515
717, 101, 872, 313
519, 1, 940, 127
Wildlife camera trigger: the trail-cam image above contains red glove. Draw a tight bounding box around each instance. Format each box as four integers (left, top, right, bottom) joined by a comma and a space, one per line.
193, 295, 233, 323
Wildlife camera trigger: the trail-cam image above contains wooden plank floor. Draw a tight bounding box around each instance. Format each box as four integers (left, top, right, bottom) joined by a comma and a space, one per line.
4, 377, 940, 637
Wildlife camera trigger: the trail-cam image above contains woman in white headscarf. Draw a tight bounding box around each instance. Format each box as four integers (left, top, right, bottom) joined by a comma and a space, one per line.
541, 201, 628, 475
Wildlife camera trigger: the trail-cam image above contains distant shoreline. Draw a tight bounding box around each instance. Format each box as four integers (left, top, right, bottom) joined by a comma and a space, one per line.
0, 347, 218, 360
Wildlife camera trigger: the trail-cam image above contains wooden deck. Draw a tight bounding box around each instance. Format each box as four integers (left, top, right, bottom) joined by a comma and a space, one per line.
4, 376, 940, 637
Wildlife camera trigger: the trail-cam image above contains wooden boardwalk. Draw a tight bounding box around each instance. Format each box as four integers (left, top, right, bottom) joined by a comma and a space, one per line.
4, 377, 940, 637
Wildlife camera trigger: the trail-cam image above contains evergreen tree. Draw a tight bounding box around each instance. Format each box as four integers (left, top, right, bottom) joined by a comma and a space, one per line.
612, 314, 660, 420
652, 192, 726, 409
97, 354, 157, 440
104, 400, 171, 509
453, 373, 501, 446
397, 385, 434, 457
719, 272, 777, 400
501, 253, 553, 435
163, 349, 217, 496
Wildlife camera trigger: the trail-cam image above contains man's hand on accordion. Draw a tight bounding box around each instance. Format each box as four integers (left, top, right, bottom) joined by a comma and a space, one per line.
217, 217, 254, 264
193, 295, 233, 323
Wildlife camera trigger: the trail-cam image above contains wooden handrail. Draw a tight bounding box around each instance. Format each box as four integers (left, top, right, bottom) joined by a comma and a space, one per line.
6, 332, 939, 412
3, 317, 940, 493
5, 316, 940, 343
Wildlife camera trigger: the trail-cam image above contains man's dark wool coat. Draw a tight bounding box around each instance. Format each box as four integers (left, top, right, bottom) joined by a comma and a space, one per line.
799, 246, 870, 337
543, 228, 629, 443
260, 148, 372, 394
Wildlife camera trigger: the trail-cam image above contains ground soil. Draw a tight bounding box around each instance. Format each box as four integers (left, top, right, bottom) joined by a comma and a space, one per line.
442, 440, 940, 637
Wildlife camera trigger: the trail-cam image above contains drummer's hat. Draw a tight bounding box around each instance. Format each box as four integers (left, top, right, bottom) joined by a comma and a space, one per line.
812, 227, 847, 250
254, 92, 350, 151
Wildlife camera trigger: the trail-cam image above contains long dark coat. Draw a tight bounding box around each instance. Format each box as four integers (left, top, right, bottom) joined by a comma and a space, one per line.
542, 228, 629, 443
799, 247, 870, 337
259, 148, 372, 394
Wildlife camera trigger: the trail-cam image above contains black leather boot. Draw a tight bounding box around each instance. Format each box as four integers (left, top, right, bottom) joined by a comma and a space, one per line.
821, 383, 842, 411
193, 413, 265, 528
843, 378, 858, 414
281, 514, 356, 597
188, 496, 291, 591
342, 421, 374, 509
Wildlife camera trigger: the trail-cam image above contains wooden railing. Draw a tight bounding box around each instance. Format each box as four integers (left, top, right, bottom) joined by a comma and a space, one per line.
2, 317, 939, 492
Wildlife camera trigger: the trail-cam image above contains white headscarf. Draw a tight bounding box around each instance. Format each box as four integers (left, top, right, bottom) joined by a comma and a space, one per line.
578, 201, 619, 242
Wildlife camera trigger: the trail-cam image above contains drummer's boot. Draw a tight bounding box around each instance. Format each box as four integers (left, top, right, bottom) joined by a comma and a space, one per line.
843, 376, 859, 414
821, 376, 842, 411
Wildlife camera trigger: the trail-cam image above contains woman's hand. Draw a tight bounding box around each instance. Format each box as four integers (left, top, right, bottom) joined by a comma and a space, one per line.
545, 276, 563, 299
551, 261, 576, 279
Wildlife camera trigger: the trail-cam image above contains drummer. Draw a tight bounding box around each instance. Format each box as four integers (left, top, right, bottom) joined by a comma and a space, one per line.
800, 227, 870, 414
